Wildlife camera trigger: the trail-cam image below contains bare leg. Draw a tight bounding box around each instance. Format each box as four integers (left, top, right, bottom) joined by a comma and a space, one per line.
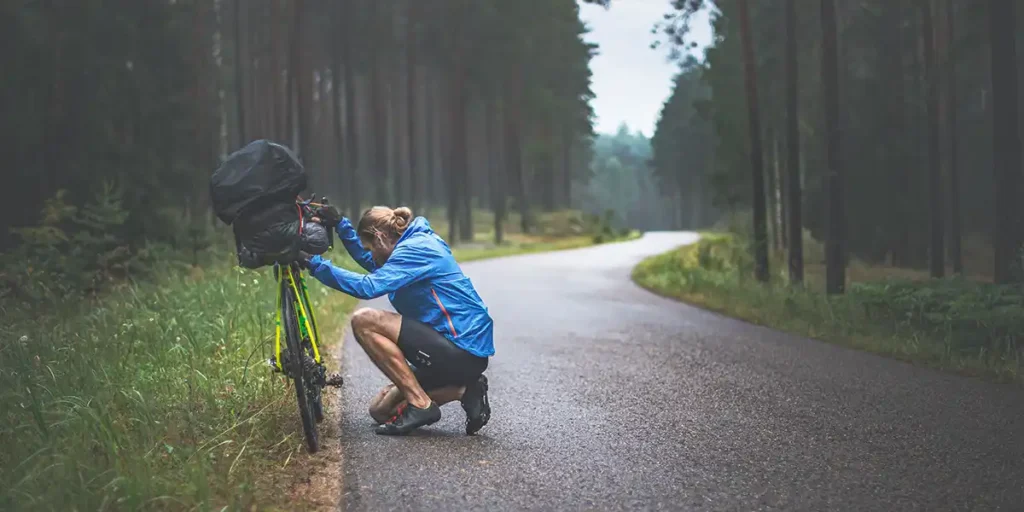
369, 384, 467, 424
350, 308, 432, 409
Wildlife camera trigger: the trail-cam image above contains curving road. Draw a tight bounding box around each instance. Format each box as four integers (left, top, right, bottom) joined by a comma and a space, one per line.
337, 232, 1024, 511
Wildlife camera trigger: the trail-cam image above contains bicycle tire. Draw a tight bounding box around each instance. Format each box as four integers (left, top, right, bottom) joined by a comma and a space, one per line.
296, 276, 326, 424
282, 276, 320, 453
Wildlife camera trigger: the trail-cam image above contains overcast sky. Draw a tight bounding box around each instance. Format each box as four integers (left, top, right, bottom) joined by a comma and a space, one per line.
578, 0, 713, 137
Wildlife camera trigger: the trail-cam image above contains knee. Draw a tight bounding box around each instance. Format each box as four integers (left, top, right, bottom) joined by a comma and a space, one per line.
350, 307, 382, 333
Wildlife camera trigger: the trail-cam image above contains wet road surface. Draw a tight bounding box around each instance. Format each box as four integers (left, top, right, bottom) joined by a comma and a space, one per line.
337, 232, 1024, 511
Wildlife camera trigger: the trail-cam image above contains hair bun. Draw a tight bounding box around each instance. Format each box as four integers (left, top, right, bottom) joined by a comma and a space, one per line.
392, 207, 413, 229
358, 205, 413, 240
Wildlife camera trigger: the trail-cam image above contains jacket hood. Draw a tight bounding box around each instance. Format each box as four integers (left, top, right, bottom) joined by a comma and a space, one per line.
397, 216, 433, 244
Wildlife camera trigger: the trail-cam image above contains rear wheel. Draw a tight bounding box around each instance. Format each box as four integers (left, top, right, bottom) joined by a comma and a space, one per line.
282, 276, 319, 453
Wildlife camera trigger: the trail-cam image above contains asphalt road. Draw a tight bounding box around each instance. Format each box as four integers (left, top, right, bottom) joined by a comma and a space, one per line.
337, 232, 1024, 511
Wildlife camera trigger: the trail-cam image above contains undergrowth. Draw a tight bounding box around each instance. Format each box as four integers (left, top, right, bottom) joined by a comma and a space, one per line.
0, 249, 358, 511
633, 233, 1023, 383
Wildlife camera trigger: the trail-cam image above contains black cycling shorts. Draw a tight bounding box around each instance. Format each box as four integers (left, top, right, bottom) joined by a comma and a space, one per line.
397, 316, 488, 391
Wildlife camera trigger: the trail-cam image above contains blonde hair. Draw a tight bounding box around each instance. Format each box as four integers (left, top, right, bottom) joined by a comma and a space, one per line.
357, 206, 414, 241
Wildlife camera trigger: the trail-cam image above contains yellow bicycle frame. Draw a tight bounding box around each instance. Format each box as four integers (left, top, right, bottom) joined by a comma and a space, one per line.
274, 265, 322, 371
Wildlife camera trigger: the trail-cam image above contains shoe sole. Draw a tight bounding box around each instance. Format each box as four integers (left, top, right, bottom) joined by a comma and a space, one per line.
466, 376, 490, 435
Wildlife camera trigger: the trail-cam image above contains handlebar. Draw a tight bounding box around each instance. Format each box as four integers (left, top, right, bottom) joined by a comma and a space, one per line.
298, 193, 335, 249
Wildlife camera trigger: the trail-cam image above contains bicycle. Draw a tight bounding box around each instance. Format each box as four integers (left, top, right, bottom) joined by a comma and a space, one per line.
265, 194, 335, 453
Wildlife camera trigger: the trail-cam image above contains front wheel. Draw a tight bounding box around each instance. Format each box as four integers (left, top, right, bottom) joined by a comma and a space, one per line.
282, 279, 320, 453
295, 274, 327, 424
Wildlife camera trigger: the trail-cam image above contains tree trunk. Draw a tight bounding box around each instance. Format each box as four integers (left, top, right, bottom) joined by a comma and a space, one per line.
777, 132, 789, 249
448, 64, 467, 244
233, 0, 247, 147
737, 0, 770, 283
883, 2, 910, 268
765, 129, 780, 252
370, 2, 389, 205
406, 2, 419, 212
460, 147, 473, 242
922, 0, 944, 278
331, 0, 347, 210
990, 0, 1022, 283
372, 57, 389, 204
690, 183, 702, 230
946, 0, 962, 275
459, 101, 473, 242
506, 71, 529, 233
424, 71, 437, 209
541, 149, 556, 212
675, 187, 684, 230
342, 0, 361, 218
272, 1, 285, 142
284, 6, 295, 146
821, 0, 846, 294
251, 5, 263, 138
562, 130, 574, 209
506, 104, 528, 233
191, 0, 216, 221
437, 71, 451, 218
250, 4, 265, 139
489, 98, 506, 245
910, 14, 929, 268
293, 0, 312, 169
391, 68, 406, 205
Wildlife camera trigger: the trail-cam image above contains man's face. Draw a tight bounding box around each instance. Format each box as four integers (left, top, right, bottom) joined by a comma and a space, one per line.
361, 232, 395, 267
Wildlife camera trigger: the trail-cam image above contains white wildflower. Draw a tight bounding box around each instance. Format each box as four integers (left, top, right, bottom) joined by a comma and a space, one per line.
19, 335, 28, 343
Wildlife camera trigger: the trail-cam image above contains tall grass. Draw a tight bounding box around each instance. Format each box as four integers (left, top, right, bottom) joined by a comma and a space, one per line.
633, 234, 1023, 383
0, 252, 356, 511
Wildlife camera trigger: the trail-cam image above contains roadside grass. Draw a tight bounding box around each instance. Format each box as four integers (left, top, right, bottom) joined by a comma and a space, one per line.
451, 231, 641, 262
422, 208, 642, 262
0, 249, 359, 511
632, 233, 1023, 384
0, 208, 633, 511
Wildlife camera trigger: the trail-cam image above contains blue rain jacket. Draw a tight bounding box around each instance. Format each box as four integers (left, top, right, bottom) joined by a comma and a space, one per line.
307, 216, 495, 358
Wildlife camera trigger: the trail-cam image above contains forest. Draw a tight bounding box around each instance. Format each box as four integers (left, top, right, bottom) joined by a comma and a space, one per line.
651, 0, 1023, 287
1, 0, 608, 296
3, 0, 1023, 508
638, 0, 1023, 385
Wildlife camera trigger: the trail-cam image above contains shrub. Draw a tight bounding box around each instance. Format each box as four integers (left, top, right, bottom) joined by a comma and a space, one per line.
585, 209, 632, 244
634, 233, 1023, 379
1, 185, 212, 304
850, 279, 1024, 356
536, 209, 588, 237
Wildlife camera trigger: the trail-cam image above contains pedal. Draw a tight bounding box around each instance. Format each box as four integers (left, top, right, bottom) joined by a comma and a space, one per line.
267, 357, 283, 372
325, 373, 344, 388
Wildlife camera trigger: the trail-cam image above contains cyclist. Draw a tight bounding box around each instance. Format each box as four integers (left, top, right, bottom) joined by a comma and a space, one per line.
301, 205, 493, 436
